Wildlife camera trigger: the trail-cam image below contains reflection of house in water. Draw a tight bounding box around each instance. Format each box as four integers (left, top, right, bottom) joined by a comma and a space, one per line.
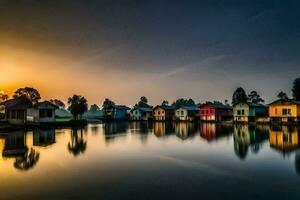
153, 122, 175, 137
2, 131, 40, 170
269, 126, 300, 155
33, 129, 55, 147
129, 121, 153, 134
200, 123, 232, 142
233, 125, 269, 159
2, 131, 28, 157
175, 122, 197, 140
103, 122, 129, 142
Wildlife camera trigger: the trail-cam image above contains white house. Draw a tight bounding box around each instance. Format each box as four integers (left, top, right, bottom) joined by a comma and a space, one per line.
27, 101, 58, 123
130, 107, 153, 121
175, 106, 199, 121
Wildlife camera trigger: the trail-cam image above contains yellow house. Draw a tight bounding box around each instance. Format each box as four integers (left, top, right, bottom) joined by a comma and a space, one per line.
269, 99, 300, 123
153, 105, 175, 121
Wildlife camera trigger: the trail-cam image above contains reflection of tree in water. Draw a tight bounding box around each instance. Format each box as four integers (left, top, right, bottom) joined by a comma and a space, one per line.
68, 128, 87, 156
295, 151, 300, 176
233, 125, 269, 160
14, 148, 40, 170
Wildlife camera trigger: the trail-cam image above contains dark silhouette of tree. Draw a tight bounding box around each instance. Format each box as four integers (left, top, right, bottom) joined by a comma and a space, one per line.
295, 152, 300, 176
172, 98, 196, 108
162, 100, 169, 106
232, 87, 247, 104
89, 104, 100, 112
102, 98, 115, 109
277, 91, 288, 99
247, 91, 265, 104
140, 96, 148, 104
50, 99, 65, 109
14, 148, 40, 170
0, 93, 9, 103
68, 95, 88, 120
292, 77, 300, 100
13, 87, 41, 104
68, 128, 87, 156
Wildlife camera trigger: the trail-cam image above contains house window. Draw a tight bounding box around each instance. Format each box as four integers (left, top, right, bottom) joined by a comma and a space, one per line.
237, 110, 241, 115
181, 111, 184, 115
206, 110, 208, 114
40, 109, 53, 118
275, 108, 277, 115
202, 110, 205, 114
282, 109, 291, 116
210, 109, 213, 114
158, 111, 160, 115
241, 110, 245, 115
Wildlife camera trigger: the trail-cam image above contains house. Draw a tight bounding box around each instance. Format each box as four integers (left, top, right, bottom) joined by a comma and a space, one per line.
233, 102, 268, 123
175, 106, 199, 121
130, 102, 153, 121
130, 107, 153, 121
200, 102, 232, 122
1, 96, 32, 125
103, 105, 130, 120
269, 99, 300, 123
27, 101, 58, 123
153, 105, 175, 121
1, 98, 58, 125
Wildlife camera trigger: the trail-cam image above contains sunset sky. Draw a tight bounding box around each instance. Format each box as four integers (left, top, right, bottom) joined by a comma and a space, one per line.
1, 0, 300, 106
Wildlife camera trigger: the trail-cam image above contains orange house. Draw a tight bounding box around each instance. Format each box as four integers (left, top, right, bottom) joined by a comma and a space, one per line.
269, 99, 300, 123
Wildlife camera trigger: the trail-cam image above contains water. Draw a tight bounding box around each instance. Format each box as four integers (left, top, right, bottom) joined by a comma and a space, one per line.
0, 122, 300, 200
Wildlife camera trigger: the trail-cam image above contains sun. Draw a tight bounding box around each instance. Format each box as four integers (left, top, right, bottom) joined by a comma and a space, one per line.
0, 90, 4, 94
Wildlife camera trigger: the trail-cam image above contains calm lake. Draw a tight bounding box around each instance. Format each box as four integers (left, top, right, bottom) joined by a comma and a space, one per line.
1, 122, 300, 200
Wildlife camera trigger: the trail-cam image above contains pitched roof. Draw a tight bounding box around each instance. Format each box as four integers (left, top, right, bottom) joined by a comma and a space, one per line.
114, 105, 130, 110
233, 102, 267, 108
177, 106, 199, 111
34, 101, 59, 109
200, 102, 231, 109
154, 105, 175, 110
1, 96, 32, 108
269, 98, 300, 106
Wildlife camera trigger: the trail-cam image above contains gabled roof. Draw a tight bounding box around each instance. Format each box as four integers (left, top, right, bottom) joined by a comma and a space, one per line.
200, 102, 231, 109
1, 96, 32, 109
269, 99, 300, 106
177, 106, 199, 111
154, 105, 175, 111
114, 105, 130, 110
34, 101, 59, 109
233, 102, 267, 108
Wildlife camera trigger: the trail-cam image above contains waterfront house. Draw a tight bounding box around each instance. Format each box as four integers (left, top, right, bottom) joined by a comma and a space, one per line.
27, 101, 58, 123
200, 102, 232, 122
130, 102, 153, 121
103, 105, 130, 120
175, 106, 199, 121
1, 96, 32, 125
269, 99, 300, 123
153, 105, 175, 121
233, 102, 268, 123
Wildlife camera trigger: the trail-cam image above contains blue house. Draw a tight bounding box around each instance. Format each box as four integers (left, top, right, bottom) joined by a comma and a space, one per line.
103, 105, 130, 120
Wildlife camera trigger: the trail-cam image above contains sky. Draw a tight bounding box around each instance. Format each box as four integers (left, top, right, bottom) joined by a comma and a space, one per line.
0, 0, 300, 106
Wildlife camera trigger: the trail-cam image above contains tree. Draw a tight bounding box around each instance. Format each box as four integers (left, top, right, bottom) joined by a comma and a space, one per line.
0, 93, 9, 103
277, 91, 288, 99
292, 77, 300, 100
13, 87, 41, 104
102, 98, 115, 109
67, 95, 88, 120
232, 87, 247, 104
162, 100, 169, 106
172, 98, 196, 108
247, 91, 264, 104
89, 104, 100, 112
50, 99, 65, 109
140, 96, 148, 104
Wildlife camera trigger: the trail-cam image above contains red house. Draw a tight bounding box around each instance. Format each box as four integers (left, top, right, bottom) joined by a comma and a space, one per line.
200, 102, 233, 122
